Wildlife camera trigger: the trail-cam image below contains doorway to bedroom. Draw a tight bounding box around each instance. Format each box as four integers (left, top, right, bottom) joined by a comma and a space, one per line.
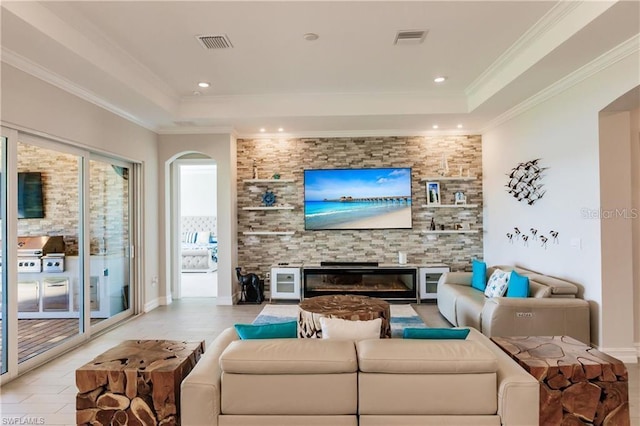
177, 160, 218, 298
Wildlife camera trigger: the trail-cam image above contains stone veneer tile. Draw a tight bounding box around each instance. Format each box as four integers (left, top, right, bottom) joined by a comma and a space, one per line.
237, 135, 483, 290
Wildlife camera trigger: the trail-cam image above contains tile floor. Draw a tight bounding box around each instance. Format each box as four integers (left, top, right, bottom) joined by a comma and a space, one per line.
0, 299, 637, 425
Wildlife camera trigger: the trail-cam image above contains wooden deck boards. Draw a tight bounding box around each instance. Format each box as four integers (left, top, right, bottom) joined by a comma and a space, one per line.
0, 318, 103, 368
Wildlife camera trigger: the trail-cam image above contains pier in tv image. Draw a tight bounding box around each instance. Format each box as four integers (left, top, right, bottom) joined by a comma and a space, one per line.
304, 168, 412, 230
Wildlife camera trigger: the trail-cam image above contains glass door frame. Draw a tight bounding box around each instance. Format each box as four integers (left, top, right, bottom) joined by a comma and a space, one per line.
1, 126, 18, 383
87, 153, 136, 335
0, 129, 141, 382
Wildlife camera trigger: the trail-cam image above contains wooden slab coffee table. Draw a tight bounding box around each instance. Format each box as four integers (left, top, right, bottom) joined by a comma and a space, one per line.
76, 339, 204, 426
298, 294, 391, 338
491, 335, 629, 426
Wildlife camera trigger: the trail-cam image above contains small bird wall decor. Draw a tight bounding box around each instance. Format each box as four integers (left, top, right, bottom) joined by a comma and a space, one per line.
505, 158, 547, 205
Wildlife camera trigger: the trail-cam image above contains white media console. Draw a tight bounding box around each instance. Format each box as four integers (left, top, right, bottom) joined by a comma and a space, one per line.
270, 263, 449, 302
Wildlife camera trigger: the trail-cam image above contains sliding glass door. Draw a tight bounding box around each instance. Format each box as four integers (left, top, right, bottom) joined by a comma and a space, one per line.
1, 135, 7, 375
16, 139, 82, 364
0, 129, 136, 381
88, 157, 132, 327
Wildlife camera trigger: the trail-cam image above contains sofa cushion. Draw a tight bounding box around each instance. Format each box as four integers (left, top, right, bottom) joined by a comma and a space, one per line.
484, 269, 509, 297
525, 273, 578, 296
471, 259, 487, 291
220, 339, 357, 374
234, 321, 297, 340
222, 372, 357, 415
529, 280, 553, 298
506, 270, 529, 298
320, 317, 381, 341
356, 339, 497, 374
403, 328, 470, 340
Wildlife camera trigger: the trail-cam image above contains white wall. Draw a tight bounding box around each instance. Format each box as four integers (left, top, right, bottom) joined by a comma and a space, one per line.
483, 52, 639, 360
599, 111, 635, 357
158, 134, 237, 305
1, 64, 160, 311
180, 164, 217, 217
631, 108, 640, 351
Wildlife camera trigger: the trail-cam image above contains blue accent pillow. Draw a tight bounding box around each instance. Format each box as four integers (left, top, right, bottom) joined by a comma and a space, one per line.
471, 259, 487, 291
403, 328, 470, 339
234, 321, 297, 339
507, 270, 529, 298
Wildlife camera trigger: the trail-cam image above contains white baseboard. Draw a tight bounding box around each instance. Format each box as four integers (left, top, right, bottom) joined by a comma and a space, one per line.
144, 298, 160, 313
159, 295, 173, 306
597, 346, 638, 364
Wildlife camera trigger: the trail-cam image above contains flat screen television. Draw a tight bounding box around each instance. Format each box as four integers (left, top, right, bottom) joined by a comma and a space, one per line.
304, 167, 412, 230
18, 172, 45, 219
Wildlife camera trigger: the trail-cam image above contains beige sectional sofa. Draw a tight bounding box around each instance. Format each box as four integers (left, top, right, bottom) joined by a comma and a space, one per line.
181, 327, 539, 426
437, 265, 591, 344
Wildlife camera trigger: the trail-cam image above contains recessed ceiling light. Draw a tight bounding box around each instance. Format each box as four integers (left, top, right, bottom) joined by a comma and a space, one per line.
277, 127, 284, 132
457, 124, 463, 129
433, 76, 447, 83
303, 33, 319, 41
432, 125, 439, 129
259, 128, 266, 133
198, 81, 210, 88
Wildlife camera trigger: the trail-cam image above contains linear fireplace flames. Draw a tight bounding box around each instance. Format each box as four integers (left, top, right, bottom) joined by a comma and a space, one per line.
303, 265, 417, 300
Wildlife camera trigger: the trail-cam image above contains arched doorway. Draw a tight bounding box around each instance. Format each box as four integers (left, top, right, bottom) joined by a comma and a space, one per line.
171, 154, 218, 299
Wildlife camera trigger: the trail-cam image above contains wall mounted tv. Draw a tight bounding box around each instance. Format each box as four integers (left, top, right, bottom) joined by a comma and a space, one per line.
18, 172, 45, 219
304, 168, 412, 230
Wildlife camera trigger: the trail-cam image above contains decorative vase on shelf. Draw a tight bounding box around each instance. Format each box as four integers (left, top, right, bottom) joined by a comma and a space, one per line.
439, 154, 449, 177
252, 161, 259, 179
430, 218, 436, 231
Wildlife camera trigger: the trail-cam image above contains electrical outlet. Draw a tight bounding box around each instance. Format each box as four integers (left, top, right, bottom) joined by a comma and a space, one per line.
152, 276, 158, 287
265, 272, 270, 279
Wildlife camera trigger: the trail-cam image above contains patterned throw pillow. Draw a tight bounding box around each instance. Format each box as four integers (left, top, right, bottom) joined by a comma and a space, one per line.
484, 269, 510, 297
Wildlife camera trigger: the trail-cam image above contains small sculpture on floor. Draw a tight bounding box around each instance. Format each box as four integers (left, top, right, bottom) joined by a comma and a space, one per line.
236, 267, 264, 304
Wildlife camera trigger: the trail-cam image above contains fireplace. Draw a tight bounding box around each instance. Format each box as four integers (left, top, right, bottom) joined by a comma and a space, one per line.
303, 265, 417, 301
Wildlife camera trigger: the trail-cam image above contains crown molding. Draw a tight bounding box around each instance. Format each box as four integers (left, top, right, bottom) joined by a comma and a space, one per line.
236, 129, 481, 140
466, 1, 580, 96
481, 34, 640, 133
466, 1, 616, 111
1, 47, 157, 132
157, 126, 237, 136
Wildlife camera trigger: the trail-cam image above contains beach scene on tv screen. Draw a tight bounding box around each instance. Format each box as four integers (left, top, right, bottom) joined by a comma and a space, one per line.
304, 168, 412, 230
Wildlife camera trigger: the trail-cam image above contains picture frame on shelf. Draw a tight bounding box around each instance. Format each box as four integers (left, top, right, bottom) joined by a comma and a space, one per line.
426, 182, 440, 205
454, 191, 467, 205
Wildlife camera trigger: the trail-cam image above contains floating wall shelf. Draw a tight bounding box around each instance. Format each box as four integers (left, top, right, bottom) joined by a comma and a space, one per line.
421, 230, 479, 234
243, 179, 295, 183
242, 206, 295, 211
419, 176, 476, 182
243, 231, 295, 236
420, 204, 479, 208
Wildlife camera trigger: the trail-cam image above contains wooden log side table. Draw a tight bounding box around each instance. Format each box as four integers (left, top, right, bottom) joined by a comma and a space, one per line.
76, 339, 205, 426
491, 336, 629, 426
298, 294, 391, 338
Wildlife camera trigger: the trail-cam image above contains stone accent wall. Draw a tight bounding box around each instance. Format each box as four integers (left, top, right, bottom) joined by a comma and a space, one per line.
237, 135, 483, 287
17, 142, 128, 256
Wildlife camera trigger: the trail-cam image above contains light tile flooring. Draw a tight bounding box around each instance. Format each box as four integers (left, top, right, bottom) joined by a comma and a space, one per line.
0, 299, 638, 425
180, 270, 218, 298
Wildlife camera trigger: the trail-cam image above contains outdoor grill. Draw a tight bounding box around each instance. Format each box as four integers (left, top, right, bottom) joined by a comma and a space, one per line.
17, 236, 65, 273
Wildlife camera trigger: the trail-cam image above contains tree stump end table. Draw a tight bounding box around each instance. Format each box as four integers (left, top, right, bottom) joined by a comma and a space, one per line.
298, 294, 391, 338
491, 335, 630, 426
76, 339, 204, 426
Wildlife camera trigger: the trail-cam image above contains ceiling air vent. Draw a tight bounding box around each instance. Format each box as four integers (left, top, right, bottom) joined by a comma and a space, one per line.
394, 30, 428, 45
196, 34, 233, 50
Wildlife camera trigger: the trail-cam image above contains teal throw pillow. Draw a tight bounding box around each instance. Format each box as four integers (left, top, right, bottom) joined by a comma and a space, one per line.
234, 321, 297, 339
471, 259, 487, 291
507, 270, 529, 298
403, 328, 470, 339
